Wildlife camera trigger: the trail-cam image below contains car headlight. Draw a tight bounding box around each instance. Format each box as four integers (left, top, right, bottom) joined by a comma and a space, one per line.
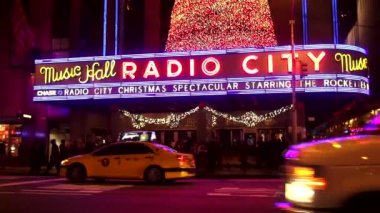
285, 166, 326, 203
60, 159, 69, 166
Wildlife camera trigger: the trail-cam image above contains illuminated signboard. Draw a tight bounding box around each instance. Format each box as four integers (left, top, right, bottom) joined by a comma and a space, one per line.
33, 44, 369, 101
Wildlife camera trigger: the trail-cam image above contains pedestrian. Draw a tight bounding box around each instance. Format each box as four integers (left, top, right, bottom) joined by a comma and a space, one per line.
45, 139, 60, 175
0, 141, 6, 170
29, 139, 44, 174
59, 139, 67, 161
194, 142, 207, 173
206, 140, 218, 173
239, 140, 248, 173
183, 137, 193, 153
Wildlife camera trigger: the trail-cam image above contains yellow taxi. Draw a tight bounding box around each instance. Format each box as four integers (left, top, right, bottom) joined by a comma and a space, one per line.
60, 142, 196, 183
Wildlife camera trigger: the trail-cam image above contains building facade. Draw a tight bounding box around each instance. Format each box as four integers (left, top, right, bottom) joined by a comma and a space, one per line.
0, 0, 371, 165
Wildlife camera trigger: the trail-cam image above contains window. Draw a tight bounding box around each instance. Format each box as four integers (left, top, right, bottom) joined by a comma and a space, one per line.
93, 144, 122, 156
119, 143, 153, 155
92, 143, 153, 156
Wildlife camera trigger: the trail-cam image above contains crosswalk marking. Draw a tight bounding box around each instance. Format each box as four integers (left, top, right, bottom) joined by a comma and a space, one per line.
0, 178, 64, 188
39, 183, 132, 191
208, 187, 278, 198
25, 183, 132, 196
22, 189, 103, 194
207, 193, 231, 196
228, 179, 282, 183
0, 182, 133, 196
0, 191, 93, 196
0, 176, 22, 180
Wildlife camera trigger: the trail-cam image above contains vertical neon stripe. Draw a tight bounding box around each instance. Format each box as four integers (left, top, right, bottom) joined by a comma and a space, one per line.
103, 0, 108, 56
114, 0, 119, 55
302, 0, 308, 44
332, 0, 339, 44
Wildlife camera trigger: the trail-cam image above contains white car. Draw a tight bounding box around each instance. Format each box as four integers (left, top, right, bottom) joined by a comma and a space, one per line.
276, 132, 380, 212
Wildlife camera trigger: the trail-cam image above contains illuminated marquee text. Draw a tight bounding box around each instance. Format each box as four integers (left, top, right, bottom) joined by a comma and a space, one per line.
39, 60, 116, 84
335, 53, 368, 73
33, 45, 371, 101
122, 57, 220, 80
121, 52, 327, 80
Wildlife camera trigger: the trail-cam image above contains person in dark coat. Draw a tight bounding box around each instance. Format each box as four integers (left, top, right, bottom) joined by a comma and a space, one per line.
45, 139, 60, 175
29, 139, 45, 175
59, 139, 67, 161
0, 141, 6, 170
206, 139, 219, 173
239, 140, 249, 173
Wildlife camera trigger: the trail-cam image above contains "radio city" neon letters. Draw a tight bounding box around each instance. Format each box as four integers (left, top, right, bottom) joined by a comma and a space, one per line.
122, 57, 221, 79
122, 51, 326, 80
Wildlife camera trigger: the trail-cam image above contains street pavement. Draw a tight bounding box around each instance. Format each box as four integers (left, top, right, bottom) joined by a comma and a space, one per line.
0, 175, 283, 213
0, 165, 284, 179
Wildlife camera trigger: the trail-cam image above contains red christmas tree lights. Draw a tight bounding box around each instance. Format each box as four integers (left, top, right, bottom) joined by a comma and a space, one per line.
165, 0, 278, 52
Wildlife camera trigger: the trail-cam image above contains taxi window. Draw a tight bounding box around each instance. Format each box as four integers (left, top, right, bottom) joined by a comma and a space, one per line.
93, 144, 121, 156
93, 143, 153, 155
118, 143, 153, 155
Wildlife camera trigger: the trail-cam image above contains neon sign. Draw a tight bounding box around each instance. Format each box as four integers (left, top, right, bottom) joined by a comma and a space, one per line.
33, 44, 369, 102
334, 53, 368, 73
40, 60, 116, 84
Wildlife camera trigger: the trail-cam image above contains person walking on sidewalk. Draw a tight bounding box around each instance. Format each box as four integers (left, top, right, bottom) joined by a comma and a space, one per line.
0, 141, 6, 170
29, 139, 45, 174
59, 139, 67, 161
239, 140, 248, 173
45, 139, 60, 175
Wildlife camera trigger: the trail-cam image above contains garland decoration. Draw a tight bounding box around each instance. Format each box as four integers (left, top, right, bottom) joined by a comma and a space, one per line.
122, 106, 200, 129
121, 105, 292, 129
205, 105, 293, 127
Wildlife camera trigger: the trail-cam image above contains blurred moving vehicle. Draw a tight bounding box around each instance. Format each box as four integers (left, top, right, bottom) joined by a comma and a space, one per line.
276, 129, 380, 212
60, 141, 196, 183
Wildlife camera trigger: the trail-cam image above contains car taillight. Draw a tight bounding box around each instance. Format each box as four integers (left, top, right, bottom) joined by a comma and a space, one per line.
176, 155, 186, 163
176, 155, 195, 165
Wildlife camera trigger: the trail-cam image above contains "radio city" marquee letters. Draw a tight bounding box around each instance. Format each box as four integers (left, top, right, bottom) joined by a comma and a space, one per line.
122, 51, 326, 80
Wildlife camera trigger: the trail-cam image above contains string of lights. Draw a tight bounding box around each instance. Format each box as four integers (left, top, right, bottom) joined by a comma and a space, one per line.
121, 104, 292, 129
165, 0, 277, 52
121, 107, 200, 129
205, 105, 293, 127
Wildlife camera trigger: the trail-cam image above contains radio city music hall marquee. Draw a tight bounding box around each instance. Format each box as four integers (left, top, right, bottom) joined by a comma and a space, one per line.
33, 44, 369, 102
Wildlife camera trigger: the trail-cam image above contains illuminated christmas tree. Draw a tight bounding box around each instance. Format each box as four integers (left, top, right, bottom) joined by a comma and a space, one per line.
165, 0, 278, 52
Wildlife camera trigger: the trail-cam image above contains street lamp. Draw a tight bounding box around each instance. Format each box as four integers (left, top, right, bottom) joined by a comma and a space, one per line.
290, 0, 297, 144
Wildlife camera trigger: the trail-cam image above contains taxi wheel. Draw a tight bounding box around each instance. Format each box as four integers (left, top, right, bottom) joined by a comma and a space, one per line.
144, 166, 164, 184
68, 165, 87, 183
